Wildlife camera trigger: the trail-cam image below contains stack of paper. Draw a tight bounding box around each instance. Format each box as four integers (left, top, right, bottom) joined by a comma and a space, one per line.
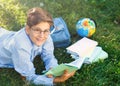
66, 37, 108, 64
66, 37, 98, 58
84, 46, 108, 64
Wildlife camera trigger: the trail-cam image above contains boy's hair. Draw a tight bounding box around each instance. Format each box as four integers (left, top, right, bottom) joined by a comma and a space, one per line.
26, 7, 53, 28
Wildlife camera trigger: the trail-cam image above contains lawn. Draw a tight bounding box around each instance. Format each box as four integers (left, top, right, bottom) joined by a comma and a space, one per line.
0, 0, 120, 86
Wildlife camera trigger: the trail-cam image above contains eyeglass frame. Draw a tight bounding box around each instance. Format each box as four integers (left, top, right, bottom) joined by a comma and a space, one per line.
30, 27, 50, 35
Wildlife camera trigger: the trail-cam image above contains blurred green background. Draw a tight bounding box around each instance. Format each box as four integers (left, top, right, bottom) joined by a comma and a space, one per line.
0, 0, 120, 86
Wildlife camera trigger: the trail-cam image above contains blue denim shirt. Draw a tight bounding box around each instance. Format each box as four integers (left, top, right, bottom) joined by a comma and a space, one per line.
0, 27, 58, 85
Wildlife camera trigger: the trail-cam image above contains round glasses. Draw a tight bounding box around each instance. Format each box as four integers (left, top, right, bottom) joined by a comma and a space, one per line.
31, 27, 50, 35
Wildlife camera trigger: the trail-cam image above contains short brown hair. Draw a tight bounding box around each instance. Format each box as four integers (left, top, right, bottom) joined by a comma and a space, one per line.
26, 7, 53, 28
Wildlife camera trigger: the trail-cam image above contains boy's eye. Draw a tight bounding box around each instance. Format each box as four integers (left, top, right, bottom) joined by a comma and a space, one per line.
44, 30, 49, 32
34, 29, 40, 31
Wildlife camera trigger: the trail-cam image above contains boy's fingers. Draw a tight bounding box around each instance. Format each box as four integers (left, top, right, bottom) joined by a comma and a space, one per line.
63, 69, 68, 74
47, 74, 53, 78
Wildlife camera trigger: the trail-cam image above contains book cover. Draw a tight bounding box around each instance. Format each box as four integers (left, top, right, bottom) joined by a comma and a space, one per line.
45, 64, 78, 77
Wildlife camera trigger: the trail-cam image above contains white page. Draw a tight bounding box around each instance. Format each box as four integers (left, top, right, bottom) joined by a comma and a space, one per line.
65, 57, 86, 69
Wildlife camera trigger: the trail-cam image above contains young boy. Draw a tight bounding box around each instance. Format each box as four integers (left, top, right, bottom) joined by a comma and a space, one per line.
0, 7, 75, 85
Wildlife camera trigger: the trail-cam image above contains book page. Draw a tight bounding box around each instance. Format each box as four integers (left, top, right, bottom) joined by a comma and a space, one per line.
65, 57, 85, 69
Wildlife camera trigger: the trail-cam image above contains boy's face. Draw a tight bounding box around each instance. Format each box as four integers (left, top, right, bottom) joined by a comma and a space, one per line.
26, 22, 50, 46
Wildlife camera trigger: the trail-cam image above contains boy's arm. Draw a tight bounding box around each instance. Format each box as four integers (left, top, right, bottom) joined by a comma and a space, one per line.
41, 36, 58, 71
11, 47, 54, 85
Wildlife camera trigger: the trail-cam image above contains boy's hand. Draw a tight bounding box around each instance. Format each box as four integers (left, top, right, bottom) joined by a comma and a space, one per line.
53, 69, 76, 83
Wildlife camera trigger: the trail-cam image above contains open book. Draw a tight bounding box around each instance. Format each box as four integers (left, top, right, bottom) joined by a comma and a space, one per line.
66, 37, 98, 58
45, 57, 85, 77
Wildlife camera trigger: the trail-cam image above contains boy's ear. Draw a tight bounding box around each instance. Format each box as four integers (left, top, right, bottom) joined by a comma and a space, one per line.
25, 25, 30, 34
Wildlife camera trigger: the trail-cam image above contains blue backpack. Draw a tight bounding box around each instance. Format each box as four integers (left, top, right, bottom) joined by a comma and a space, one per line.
50, 17, 71, 48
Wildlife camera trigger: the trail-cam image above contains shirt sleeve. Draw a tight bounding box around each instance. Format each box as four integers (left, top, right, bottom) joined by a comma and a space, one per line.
11, 45, 54, 85
11, 46, 36, 79
41, 36, 58, 71
33, 75, 54, 85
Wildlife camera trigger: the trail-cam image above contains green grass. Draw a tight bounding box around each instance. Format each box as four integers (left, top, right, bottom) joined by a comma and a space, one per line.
0, 0, 120, 86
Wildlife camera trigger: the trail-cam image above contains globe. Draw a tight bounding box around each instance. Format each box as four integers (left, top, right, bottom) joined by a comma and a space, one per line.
76, 18, 96, 37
